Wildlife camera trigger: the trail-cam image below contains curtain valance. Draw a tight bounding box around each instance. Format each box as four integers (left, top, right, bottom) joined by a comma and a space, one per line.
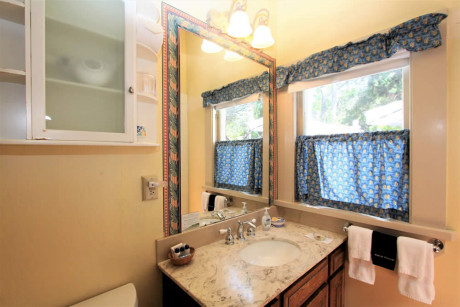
202, 13, 446, 106
202, 72, 269, 107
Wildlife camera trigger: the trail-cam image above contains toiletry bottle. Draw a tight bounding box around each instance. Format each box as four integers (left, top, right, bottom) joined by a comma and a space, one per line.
179, 246, 185, 257
262, 207, 271, 231
242, 202, 248, 214
184, 244, 191, 256
173, 248, 180, 258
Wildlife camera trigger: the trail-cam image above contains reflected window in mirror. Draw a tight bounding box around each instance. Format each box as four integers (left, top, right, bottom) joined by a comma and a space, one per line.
213, 93, 265, 195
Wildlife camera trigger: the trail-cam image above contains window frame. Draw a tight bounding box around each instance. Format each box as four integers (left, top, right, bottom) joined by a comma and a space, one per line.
276, 22, 448, 232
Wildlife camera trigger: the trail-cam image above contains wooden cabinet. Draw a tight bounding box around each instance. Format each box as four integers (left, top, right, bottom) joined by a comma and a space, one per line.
282, 243, 346, 307
283, 259, 328, 306
162, 243, 346, 307
328, 268, 344, 307
304, 284, 328, 307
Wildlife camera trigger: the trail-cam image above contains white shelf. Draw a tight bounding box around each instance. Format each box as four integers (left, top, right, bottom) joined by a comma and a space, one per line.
0, 139, 160, 146
137, 92, 158, 102
136, 41, 158, 59
46, 78, 124, 94
0, 0, 25, 25
0, 68, 25, 84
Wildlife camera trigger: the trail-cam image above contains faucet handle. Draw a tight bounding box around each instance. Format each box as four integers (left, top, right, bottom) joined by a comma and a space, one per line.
224, 227, 234, 245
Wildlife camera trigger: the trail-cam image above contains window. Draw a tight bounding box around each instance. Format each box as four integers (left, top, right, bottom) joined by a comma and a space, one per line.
215, 97, 263, 141
295, 59, 410, 221
213, 94, 263, 194
300, 68, 407, 135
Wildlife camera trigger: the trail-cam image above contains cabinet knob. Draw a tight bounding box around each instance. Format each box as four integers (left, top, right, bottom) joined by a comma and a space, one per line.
128, 86, 134, 94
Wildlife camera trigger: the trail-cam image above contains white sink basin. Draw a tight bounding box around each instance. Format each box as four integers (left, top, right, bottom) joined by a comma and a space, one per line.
239, 240, 301, 267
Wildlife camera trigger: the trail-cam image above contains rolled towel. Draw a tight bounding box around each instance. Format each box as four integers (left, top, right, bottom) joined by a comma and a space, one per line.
208, 194, 216, 211
348, 225, 375, 285
397, 237, 435, 304
214, 196, 227, 211
201, 192, 211, 212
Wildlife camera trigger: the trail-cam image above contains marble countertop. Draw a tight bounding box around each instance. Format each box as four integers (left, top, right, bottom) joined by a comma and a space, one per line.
158, 221, 347, 306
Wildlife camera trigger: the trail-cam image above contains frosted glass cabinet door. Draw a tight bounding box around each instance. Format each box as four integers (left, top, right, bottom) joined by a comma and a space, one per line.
31, 0, 135, 142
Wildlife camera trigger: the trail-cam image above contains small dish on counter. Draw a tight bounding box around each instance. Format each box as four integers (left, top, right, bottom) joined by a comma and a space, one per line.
271, 217, 285, 227
168, 247, 195, 266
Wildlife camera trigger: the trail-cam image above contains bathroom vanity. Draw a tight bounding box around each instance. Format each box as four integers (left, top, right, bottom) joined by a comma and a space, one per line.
158, 222, 347, 306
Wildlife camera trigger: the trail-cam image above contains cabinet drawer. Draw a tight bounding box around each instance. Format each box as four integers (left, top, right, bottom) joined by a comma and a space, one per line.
328, 244, 345, 276
284, 259, 328, 307
303, 284, 329, 307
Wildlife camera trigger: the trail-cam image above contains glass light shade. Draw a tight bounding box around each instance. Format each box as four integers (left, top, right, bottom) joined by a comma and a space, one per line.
227, 10, 252, 38
224, 50, 243, 61
201, 39, 223, 53
251, 25, 275, 49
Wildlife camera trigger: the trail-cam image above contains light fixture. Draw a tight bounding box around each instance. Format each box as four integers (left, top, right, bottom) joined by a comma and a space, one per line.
224, 50, 243, 61
201, 39, 223, 53
251, 9, 274, 49
226, 0, 252, 38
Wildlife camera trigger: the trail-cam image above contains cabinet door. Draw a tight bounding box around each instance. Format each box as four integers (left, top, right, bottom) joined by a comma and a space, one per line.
329, 268, 344, 307
31, 0, 135, 142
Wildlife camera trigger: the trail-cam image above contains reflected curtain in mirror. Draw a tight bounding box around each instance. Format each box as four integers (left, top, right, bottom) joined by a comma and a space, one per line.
215, 138, 262, 194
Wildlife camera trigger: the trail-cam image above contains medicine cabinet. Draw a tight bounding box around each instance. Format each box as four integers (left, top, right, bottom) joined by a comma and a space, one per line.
0, 0, 160, 145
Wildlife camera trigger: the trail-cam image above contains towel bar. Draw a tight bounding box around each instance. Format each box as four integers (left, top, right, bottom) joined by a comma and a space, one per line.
342, 222, 444, 253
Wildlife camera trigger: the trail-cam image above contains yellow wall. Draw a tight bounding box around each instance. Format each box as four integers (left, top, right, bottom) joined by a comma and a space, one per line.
0, 1, 458, 306
275, 1, 460, 306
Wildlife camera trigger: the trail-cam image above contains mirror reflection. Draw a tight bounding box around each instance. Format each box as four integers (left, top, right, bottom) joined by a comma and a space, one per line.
179, 29, 269, 231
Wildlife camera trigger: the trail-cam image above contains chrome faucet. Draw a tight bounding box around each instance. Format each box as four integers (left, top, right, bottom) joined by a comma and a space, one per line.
211, 211, 225, 221
237, 219, 257, 240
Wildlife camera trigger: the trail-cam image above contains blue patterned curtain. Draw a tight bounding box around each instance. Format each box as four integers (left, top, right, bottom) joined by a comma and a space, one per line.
202, 72, 270, 107
295, 130, 410, 221
202, 13, 446, 106
215, 139, 263, 194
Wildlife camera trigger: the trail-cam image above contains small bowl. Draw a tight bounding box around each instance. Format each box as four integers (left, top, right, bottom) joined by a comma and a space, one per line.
271, 217, 285, 227
168, 247, 195, 266
313, 233, 326, 241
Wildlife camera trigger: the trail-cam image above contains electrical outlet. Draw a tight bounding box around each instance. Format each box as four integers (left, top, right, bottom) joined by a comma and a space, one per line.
142, 176, 158, 201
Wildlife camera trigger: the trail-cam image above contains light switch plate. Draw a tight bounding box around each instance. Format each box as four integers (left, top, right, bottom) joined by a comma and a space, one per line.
142, 176, 158, 201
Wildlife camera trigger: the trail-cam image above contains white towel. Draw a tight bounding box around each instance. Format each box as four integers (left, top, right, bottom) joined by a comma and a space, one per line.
397, 236, 435, 304
214, 196, 227, 211
201, 192, 211, 213
348, 225, 375, 285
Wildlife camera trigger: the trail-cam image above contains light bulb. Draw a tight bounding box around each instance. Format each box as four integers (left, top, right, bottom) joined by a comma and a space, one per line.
251, 25, 275, 49
227, 10, 252, 38
201, 39, 223, 53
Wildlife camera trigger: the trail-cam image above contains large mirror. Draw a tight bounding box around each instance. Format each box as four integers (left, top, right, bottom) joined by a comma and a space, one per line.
162, 3, 276, 236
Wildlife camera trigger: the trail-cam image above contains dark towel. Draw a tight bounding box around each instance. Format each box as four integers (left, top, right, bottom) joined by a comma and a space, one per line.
371, 231, 397, 270
208, 194, 216, 211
